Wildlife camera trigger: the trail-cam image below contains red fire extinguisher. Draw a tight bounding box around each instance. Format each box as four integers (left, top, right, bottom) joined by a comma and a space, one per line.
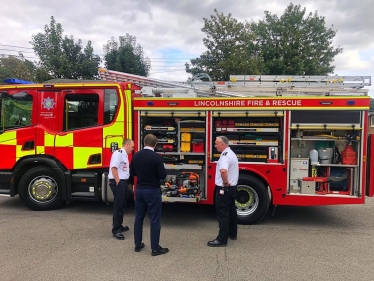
341, 136, 357, 165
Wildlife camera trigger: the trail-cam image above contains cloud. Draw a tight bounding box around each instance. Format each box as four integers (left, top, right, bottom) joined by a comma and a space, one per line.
334, 50, 373, 71
0, 0, 372, 95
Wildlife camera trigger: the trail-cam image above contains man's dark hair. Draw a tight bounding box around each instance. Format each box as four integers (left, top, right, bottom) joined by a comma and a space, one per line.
144, 134, 157, 147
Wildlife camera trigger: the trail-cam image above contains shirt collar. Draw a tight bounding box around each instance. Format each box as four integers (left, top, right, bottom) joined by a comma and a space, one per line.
222, 147, 230, 154
144, 146, 154, 151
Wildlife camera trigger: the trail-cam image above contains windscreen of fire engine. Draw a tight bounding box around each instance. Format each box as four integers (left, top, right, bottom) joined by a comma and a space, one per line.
0, 93, 32, 131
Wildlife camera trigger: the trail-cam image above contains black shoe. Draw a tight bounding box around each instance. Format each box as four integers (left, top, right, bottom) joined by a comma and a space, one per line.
207, 239, 226, 247
121, 225, 129, 232
151, 246, 169, 256
134, 242, 145, 252
113, 232, 125, 240
229, 236, 237, 240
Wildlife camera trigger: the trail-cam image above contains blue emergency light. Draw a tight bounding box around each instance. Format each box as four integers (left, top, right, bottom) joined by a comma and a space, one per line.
3, 78, 35, 84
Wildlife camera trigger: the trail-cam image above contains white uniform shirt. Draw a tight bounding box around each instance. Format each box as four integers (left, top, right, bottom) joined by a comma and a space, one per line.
215, 147, 239, 186
108, 149, 130, 180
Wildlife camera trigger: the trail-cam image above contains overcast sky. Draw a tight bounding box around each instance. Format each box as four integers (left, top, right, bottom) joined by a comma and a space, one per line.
1, 0, 373, 95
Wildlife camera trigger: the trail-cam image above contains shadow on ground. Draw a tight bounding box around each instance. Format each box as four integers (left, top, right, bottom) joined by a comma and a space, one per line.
0, 195, 353, 229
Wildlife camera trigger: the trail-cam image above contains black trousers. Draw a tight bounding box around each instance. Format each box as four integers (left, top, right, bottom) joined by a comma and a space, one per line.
109, 179, 128, 234
134, 188, 162, 251
215, 185, 237, 243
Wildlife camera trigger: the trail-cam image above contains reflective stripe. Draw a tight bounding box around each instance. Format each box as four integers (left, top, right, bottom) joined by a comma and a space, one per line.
103, 122, 124, 148
55, 133, 73, 147
73, 147, 102, 168
36, 146, 45, 154
45, 133, 55, 146
0, 131, 16, 145
16, 145, 34, 159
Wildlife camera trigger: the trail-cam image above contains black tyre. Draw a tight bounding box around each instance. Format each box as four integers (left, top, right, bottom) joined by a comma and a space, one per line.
19, 166, 63, 210
236, 174, 270, 224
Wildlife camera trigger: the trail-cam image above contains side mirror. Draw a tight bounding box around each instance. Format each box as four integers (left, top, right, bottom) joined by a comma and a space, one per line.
12, 91, 32, 101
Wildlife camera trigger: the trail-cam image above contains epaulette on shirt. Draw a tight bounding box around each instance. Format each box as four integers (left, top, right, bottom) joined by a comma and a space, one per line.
222, 152, 228, 156
117, 150, 122, 153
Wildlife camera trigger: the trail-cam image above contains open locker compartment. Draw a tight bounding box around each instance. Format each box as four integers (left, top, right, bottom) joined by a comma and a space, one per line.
138, 111, 207, 203
161, 170, 205, 202
211, 111, 283, 163
139, 111, 207, 166
288, 110, 362, 196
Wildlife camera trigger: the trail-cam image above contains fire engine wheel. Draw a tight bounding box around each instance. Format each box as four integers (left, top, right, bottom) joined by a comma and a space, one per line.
19, 166, 63, 211
236, 174, 270, 225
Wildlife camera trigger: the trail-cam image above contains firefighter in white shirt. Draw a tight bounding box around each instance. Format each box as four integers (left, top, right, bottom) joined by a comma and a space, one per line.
208, 136, 239, 247
108, 139, 134, 240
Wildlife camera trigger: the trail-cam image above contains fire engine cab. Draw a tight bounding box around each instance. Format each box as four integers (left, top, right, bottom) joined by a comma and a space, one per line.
0, 71, 372, 224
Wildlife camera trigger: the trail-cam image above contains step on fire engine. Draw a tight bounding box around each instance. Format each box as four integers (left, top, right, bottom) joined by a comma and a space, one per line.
0, 69, 372, 224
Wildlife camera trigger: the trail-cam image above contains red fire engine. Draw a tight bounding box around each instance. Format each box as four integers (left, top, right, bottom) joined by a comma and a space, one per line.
0, 70, 372, 224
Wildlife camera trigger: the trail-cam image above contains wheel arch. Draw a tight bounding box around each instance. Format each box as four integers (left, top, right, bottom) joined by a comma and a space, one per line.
12, 156, 68, 199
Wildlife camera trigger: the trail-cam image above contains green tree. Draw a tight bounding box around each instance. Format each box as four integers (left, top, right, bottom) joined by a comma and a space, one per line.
186, 9, 262, 81
30, 16, 101, 80
103, 34, 150, 76
0, 54, 36, 82
370, 98, 374, 111
0, 64, 12, 83
251, 3, 342, 75
0, 54, 53, 83
34, 66, 53, 83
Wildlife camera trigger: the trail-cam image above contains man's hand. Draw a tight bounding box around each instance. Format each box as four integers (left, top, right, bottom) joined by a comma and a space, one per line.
220, 169, 229, 187
111, 167, 120, 185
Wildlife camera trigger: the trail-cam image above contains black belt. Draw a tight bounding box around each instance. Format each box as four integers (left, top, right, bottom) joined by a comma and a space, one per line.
109, 179, 128, 181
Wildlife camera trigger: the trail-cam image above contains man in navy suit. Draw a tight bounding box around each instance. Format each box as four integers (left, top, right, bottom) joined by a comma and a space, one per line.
129, 134, 169, 256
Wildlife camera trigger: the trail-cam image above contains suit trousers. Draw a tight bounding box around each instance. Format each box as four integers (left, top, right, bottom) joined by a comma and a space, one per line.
110, 179, 128, 234
134, 188, 162, 251
215, 185, 237, 243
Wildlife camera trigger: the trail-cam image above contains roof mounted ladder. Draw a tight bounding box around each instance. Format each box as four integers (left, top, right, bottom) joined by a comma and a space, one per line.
98, 68, 189, 89
98, 68, 371, 97
191, 75, 371, 97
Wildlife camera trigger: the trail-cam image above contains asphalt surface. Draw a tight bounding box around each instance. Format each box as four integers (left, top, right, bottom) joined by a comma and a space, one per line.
1, 196, 374, 281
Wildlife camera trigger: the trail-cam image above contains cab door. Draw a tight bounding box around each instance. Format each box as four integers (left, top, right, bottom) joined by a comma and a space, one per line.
0, 90, 36, 169
35, 90, 61, 157
102, 88, 125, 166
55, 89, 104, 170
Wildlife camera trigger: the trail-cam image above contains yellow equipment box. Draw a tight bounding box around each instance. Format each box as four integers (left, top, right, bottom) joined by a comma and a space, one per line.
181, 133, 192, 152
